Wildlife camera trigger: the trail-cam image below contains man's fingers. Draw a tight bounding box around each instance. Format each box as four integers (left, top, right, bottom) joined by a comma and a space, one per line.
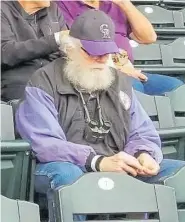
125, 157, 144, 171
121, 163, 138, 177
115, 152, 143, 171
143, 166, 160, 176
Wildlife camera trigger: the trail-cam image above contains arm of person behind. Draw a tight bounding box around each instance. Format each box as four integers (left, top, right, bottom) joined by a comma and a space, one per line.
124, 90, 163, 164
112, 0, 157, 44
15, 70, 96, 168
1, 11, 66, 67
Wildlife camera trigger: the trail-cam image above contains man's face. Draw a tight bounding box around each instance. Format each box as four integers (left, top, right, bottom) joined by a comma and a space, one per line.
80, 47, 109, 70
64, 46, 114, 92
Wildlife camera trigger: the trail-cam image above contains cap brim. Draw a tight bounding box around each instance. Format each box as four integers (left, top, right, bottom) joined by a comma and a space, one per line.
81, 40, 119, 56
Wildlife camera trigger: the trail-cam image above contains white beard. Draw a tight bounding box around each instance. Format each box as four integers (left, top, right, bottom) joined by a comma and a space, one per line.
63, 56, 115, 93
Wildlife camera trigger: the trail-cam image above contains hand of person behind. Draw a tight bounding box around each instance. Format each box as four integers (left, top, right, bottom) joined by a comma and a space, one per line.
120, 64, 148, 82
99, 151, 144, 177
111, 50, 148, 82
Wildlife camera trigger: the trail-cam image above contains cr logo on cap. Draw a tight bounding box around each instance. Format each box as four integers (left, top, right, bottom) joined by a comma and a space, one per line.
100, 24, 111, 39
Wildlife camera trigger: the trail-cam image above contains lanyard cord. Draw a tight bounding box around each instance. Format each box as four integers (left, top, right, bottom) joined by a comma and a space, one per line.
77, 89, 104, 126
78, 90, 91, 123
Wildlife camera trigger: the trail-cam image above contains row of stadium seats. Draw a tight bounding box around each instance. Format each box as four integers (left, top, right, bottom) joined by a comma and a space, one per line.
135, 84, 185, 160
132, 0, 185, 10
2, 167, 185, 222
136, 85, 185, 128
132, 37, 185, 79
136, 6, 185, 41
1, 85, 185, 203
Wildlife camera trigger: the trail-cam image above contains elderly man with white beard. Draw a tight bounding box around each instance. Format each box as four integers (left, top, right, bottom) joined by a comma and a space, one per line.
16, 9, 185, 222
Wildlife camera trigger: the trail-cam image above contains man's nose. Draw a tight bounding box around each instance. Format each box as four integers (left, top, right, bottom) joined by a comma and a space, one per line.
94, 55, 109, 63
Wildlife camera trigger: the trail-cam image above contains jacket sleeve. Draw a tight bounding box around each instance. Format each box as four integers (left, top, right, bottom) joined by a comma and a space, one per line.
124, 90, 163, 163
1, 12, 65, 67
15, 83, 95, 167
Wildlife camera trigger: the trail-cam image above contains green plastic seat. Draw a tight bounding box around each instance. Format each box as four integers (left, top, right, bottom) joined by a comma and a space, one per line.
136, 5, 185, 40
135, 90, 185, 160
132, 38, 185, 80
164, 167, 185, 222
1, 195, 40, 222
54, 172, 179, 222
0, 103, 34, 201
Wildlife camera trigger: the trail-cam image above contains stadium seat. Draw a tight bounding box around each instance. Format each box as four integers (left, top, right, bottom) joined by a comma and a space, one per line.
132, 37, 185, 78
161, 37, 185, 67
136, 5, 185, 41
54, 172, 179, 222
135, 90, 185, 160
132, 0, 161, 5
166, 85, 185, 127
164, 167, 185, 222
1, 195, 40, 222
162, 0, 185, 10
132, 0, 185, 10
0, 103, 34, 201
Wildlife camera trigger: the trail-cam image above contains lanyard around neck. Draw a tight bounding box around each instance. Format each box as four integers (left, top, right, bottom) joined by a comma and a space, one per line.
76, 89, 104, 126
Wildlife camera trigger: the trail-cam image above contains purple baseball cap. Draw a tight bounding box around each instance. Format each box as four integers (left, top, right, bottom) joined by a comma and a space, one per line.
69, 9, 119, 56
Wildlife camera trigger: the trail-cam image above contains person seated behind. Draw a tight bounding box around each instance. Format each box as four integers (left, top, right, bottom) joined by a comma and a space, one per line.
16, 10, 185, 222
1, 0, 66, 101
57, 0, 184, 95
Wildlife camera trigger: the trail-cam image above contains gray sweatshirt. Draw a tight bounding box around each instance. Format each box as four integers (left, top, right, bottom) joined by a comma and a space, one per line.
1, 1, 66, 101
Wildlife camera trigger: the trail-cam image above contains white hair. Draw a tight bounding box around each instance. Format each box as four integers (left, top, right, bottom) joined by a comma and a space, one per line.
59, 34, 82, 54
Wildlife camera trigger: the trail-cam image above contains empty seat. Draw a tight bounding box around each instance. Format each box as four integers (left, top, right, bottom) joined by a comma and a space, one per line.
0, 103, 33, 200
132, 38, 185, 76
135, 90, 185, 160
164, 167, 185, 222
54, 172, 179, 222
137, 5, 185, 40
161, 37, 185, 67
132, 0, 161, 5
166, 84, 185, 127
132, 42, 163, 66
162, 0, 185, 10
1, 195, 40, 222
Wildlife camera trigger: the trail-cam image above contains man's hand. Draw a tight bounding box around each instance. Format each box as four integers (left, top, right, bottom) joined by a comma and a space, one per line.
99, 151, 144, 176
137, 153, 160, 176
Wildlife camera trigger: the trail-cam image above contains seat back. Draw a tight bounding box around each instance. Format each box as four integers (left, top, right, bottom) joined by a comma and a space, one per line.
0, 103, 15, 140
135, 90, 185, 159
135, 91, 159, 128
1, 195, 40, 222
55, 173, 179, 222
161, 37, 185, 67
137, 5, 176, 27
135, 90, 175, 129
7, 99, 21, 138
132, 43, 163, 66
166, 84, 185, 127
164, 167, 185, 222
163, 1, 185, 10
0, 103, 31, 200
